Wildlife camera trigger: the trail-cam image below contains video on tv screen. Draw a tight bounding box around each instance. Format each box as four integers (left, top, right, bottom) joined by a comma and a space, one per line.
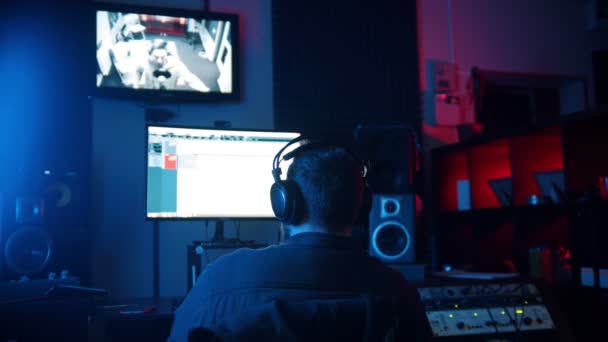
146, 126, 300, 219
95, 4, 238, 100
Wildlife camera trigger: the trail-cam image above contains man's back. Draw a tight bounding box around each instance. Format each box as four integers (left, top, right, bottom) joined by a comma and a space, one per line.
168, 233, 429, 341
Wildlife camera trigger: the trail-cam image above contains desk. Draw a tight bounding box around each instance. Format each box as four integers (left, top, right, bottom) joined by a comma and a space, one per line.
1, 296, 180, 342
0, 277, 94, 341
1, 297, 92, 341
90, 296, 181, 342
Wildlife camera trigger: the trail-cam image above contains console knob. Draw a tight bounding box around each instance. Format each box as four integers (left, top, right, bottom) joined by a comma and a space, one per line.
457, 322, 465, 330
536, 318, 543, 324
523, 317, 533, 325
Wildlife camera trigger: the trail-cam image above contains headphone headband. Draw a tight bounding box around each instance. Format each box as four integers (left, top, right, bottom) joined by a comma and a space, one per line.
273, 137, 368, 182
271, 135, 307, 182
270, 135, 371, 226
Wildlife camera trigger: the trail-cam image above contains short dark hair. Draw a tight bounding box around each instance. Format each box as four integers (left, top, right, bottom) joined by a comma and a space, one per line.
149, 39, 169, 54
286, 146, 364, 232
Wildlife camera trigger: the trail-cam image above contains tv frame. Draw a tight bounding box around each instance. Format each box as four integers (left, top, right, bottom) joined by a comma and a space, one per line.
94, 2, 240, 103
144, 124, 300, 221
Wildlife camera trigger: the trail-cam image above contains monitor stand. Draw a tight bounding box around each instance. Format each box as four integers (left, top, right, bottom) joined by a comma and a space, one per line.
211, 220, 225, 243
209, 220, 252, 246
194, 221, 258, 250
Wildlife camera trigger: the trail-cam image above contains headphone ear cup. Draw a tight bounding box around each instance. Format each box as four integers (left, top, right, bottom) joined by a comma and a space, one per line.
270, 180, 302, 225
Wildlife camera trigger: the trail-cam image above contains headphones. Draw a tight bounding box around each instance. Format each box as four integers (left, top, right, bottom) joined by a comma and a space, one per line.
270, 135, 372, 226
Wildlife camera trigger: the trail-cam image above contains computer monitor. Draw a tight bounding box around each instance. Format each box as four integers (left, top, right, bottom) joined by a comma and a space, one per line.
146, 125, 300, 220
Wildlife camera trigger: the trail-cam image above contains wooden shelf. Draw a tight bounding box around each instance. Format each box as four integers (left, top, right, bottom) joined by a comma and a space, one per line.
437, 205, 569, 221
428, 115, 608, 280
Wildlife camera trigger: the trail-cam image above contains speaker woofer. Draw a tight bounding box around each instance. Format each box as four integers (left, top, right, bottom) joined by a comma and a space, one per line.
4, 226, 53, 275
371, 221, 411, 261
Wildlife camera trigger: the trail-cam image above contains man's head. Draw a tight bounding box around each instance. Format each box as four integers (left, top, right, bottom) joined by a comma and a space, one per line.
284, 145, 366, 235
149, 39, 170, 68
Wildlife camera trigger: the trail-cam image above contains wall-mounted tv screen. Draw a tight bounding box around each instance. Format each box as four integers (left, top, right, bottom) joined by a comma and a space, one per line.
95, 3, 239, 102
146, 126, 300, 219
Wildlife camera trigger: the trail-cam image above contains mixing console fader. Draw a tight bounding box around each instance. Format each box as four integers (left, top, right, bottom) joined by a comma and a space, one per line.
418, 282, 566, 341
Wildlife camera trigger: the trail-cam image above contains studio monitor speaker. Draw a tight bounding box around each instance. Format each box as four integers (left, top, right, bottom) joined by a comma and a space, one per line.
0, 166, 89, 282
369, 193, 415, 263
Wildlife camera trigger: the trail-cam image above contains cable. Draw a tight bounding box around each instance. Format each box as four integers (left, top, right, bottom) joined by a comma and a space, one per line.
205, 220, 209, 241
502, 290, 525, 342
445, 0, 455, 64
407, 125, 422, 153
236, 220, 241, 241
514, 304, 525, 342
481, 288, 499, 335
503, 306, 519, 339
485, 307, 499, 334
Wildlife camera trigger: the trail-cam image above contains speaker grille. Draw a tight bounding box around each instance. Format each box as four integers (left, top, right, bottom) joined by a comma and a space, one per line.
4, 226, 53, 275
371, 221, 411, 261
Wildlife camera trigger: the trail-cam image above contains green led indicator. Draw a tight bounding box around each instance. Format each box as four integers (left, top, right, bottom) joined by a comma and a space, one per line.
449, 314, 454, 318
473, 312, 478, 317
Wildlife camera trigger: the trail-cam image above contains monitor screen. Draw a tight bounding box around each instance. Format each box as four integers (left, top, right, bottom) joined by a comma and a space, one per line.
95, 3, 238, 102
146, 126, 300, 219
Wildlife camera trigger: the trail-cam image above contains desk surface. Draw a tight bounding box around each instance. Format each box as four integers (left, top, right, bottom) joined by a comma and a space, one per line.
91, 297, 181, 342
94, 296, 183, 319
191, 241, 269, 249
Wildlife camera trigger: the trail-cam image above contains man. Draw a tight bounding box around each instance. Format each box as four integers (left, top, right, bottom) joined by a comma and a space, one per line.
168, 140, 431, 341
137, 39, 210, 92
108, 15, 148, 88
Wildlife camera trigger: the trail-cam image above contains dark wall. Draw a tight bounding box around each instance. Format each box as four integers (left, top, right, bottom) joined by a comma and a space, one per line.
272, 0, 421, 137
0, 1, 92, 282
90, 0, 278, 298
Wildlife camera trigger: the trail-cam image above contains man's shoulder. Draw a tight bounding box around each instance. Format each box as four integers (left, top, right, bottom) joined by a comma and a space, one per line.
202, 241, 413, 294
206, 244, 280, 270
228, 244, 280, 258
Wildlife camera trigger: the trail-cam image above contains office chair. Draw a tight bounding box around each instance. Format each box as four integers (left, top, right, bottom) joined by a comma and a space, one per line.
188, 294, 432, 342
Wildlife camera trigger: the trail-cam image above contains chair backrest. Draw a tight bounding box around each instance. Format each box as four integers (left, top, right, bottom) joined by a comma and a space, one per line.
188, 294, 432, 342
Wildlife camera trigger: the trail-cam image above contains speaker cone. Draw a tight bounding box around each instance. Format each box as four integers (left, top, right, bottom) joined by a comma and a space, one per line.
371, 221, 410, 261
4, 226, 53, 275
